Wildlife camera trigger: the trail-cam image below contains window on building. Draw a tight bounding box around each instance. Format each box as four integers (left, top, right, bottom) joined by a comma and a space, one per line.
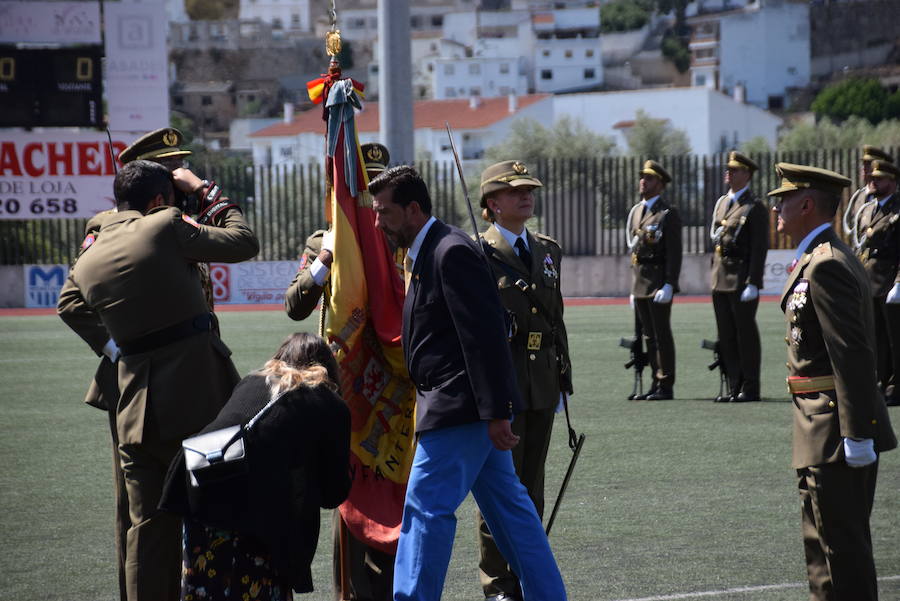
173, 96, 183, 107
446, 88, 457, 98
280, 147, 293, 158
542, 50, 551, 57
427, 63, 433, 72
291, 14, 300, 28
768, 95, 784, 110
349, 18, 366, 29
565, 50, 573, 58
787, 66, 797, 75
272, 18, 283, 30
541, 69, 552, 80
410, 15, 422, 28
584, 68, 595, 79
247, 94, 255, 102
695, 74, 706, 86
201, 96, 212, 106
586, 49, 594, 58
204, 117, 214, 127
470, 87, 481, 96
500, 63, 510, 74
469, 63, 481, 75
695, 48, 715, 59
444, 64, 455, 75
432, 15, 443, 27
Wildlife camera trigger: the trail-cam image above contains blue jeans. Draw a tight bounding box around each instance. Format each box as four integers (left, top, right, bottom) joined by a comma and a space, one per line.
393, 421, 567, 601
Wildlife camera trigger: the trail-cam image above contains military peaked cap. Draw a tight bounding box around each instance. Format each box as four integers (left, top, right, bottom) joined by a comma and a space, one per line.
118, 128, 191, 164
767, 162, 851, 197
639, 160, 671, 184
480, 160, 543, 206
726, 151, 759, 172
862, 145, 893, 163
871, 160, 900, 180
361, 143, 390, 173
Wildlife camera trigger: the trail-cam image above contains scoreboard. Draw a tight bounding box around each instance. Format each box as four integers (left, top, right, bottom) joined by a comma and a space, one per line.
0, 46, 103, 129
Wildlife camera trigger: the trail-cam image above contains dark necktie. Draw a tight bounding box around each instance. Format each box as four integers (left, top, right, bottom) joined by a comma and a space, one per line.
515, 237, 531, 271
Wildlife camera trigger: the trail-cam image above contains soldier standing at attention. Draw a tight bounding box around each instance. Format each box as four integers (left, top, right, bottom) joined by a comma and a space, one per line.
627, 160, 682, 400
842, 145, 893, 243
771, 162, 896, 601
58, 160, 259, 601
710, 151, 769, 403
475, 160, 573, 601
855, 160, 900, 407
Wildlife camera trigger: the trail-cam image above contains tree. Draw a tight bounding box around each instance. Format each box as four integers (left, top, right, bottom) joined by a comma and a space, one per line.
185, 0, 239, 20
484, 116, 617, 166
810, 77, 889, 124
601, 1, 650, 33
739, 136, 772, 154
625, 109, 691, 157
776, 116, 900, 152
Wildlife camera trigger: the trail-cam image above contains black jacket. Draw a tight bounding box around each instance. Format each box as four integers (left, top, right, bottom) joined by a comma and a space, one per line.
401, 219, 523, 432
160, 374, 351, 593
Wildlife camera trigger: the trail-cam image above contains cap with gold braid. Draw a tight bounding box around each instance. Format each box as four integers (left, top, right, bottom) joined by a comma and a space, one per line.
639, 160, 671, 185
118, 128, 191, 164
726, 150, 759, 173
361, 143, 390, 174
871, 160, 900, 180
862, 145, 893, 163
480, 160, 543, 206
767, 162, 851, 197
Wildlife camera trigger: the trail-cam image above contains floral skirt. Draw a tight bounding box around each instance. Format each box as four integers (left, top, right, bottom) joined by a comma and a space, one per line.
181, 518, 293, 601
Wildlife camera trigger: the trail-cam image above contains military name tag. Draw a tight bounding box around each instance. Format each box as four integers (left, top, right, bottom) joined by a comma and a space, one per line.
527, 332, 542, 350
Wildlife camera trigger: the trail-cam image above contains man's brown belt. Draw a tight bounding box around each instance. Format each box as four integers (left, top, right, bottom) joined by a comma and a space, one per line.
787, 374, 835, 394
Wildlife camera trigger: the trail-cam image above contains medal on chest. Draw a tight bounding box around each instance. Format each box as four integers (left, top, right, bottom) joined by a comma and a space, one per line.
788, 279, 809, 312
543, 253, 558, 279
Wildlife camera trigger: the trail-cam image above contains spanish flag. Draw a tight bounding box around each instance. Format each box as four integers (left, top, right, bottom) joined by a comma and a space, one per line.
324, 79, 414, 553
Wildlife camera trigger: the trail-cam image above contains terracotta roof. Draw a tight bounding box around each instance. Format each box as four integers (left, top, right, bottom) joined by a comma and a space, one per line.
533, 13, 554, 24
250, 94, 551, 138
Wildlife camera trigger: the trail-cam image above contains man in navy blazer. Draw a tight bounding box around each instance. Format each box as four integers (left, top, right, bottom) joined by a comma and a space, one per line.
370, 166, 567, 601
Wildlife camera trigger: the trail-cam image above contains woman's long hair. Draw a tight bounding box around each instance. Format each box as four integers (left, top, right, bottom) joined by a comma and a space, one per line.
259, 333, 340, 396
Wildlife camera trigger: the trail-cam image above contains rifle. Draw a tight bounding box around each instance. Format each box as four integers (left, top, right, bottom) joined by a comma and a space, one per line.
620, 311, 648, 400
701, 339, 730, 400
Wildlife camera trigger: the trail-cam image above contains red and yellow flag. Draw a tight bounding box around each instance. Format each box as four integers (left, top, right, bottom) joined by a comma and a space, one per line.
324, 84, 414, 554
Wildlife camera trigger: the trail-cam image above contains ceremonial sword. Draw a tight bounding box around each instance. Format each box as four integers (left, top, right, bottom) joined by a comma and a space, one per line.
444, 123, 585, 537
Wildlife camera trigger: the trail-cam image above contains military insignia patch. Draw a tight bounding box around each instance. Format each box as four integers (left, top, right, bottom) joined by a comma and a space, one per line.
298, 254, 309, 271
513, 161, 527, 174
789, 279, 809, 312
80, 233, 96, 250
162, 130, 178, 147
543, 253, 557, 278
181, 213, 200, 228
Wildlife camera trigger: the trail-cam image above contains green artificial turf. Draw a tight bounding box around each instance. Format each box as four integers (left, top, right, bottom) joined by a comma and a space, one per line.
1, 303, 897, 600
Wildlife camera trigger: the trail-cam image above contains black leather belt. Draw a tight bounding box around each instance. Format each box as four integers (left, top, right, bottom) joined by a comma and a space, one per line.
120, 313, 213, 356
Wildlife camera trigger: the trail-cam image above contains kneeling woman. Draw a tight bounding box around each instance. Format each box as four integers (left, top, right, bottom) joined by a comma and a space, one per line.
161, 333, 351, 600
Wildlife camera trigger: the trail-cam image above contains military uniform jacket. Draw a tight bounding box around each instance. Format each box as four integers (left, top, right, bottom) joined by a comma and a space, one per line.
284, 230, 326, 321
629, 198, 682, 298
710, 191, 769, 292
855, 194, 900, 297
58, 204, 260, 444
481, 225, 573, 412
781, 228, 897, 468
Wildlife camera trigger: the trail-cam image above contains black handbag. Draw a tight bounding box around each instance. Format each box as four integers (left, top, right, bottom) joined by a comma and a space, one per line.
182, 390, 288, 488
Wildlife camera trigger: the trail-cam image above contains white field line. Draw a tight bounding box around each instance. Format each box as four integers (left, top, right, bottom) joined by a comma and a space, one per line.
612, 574, 900, 601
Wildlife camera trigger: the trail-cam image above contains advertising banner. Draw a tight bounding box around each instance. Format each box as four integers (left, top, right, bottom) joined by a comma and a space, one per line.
24, 264, 68, 308
761, 249, 793, 297
0, 1, 101, 44
210, 261, 300, 305
104, 0, 169, 132
0, 131, 128, 219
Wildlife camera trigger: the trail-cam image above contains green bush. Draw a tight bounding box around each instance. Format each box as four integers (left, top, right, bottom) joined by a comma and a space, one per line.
601, 1, 650, 33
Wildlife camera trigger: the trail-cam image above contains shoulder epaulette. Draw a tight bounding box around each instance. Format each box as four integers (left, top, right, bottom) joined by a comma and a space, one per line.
535, 232, 561, 248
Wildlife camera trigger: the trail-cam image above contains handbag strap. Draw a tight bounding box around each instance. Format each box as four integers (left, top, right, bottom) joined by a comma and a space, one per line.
244, 389, 290, 432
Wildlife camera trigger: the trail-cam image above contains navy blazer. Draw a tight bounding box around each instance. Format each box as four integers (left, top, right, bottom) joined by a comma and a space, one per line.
402, 220, 523, 433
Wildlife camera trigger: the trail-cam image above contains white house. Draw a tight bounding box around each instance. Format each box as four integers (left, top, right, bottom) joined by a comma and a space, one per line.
248, 94, 553, 167
239, 0, 312, 33
553, 87, 782, 156
433, 56, 529, 99
687, 0, 810, 110
533, 6, 603, 93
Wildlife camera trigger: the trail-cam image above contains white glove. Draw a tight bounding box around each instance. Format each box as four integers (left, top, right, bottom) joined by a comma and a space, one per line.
653, 283, 673, 304
887, 282, 900, 304
321, 229, 335, 253
740, 284, 759, 302
843, 437, 876, 467
629, 294, 634, 308
102, 338, 121, 362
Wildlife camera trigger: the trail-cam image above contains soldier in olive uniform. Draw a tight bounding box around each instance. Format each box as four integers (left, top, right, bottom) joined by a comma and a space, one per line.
856, 160, 900, 406
284, 143, 397, 601
58, 160, 259, 601
627, 160, 682, 400
475, 160, 573, 601
842, 145, 893, 243
709, 151, 769, 402
771, 162, 897, 601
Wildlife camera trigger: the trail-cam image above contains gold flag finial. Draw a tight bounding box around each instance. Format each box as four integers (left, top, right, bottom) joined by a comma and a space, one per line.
326, 29, 342, 57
